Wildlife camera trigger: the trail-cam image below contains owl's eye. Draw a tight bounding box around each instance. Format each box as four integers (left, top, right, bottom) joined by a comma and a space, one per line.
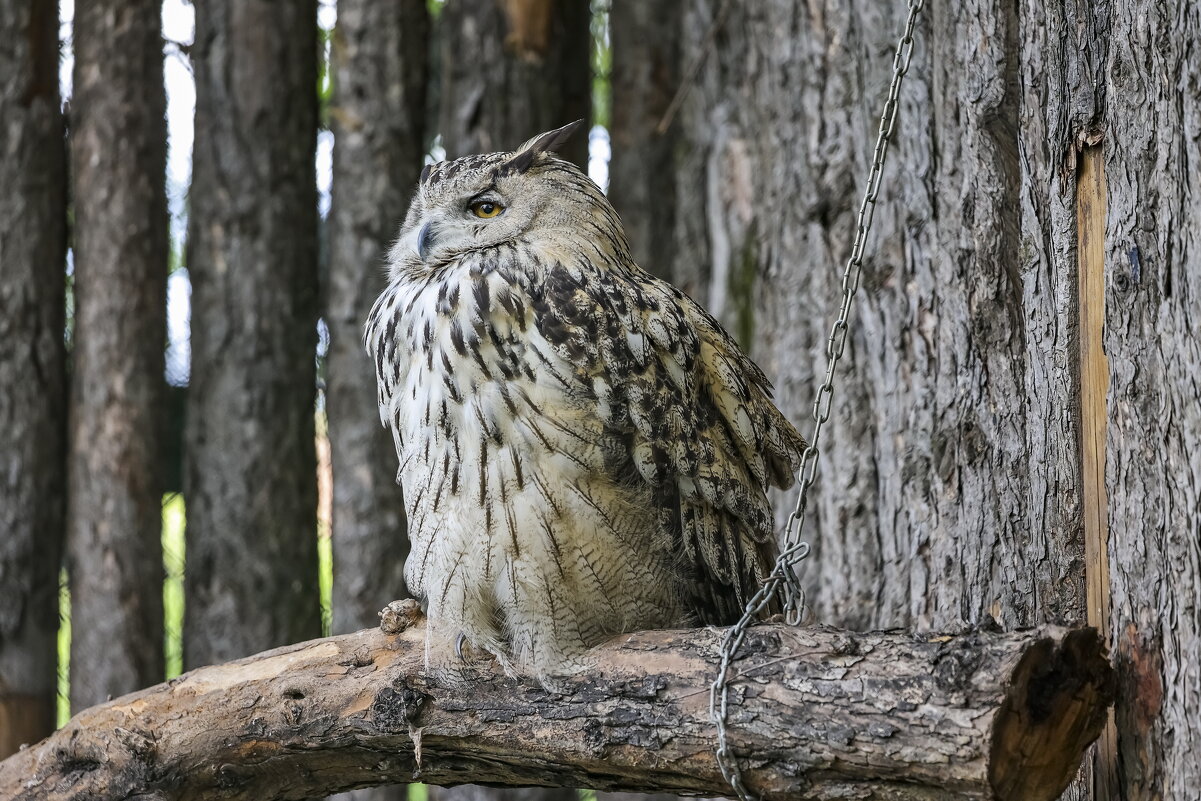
469, 200, 504, 219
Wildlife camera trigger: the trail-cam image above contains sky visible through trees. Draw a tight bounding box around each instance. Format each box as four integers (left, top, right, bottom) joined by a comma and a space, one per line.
57, 0, 612, 390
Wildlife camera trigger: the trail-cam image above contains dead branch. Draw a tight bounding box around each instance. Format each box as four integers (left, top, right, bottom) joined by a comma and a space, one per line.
0, 618, 1112, 801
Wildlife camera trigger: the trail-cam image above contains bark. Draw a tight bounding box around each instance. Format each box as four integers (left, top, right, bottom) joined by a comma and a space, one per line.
0, 0, 67, 757
1104, 3, 1201, 797
66, 0, 168, 710
437, 0, 591, 169
674, 0, 1093, 634
675, 0, 1200, 797
607, 1, 688, 291
0, 621, 1113, 801
327, 0, 428, 640
185, 0, 321, 668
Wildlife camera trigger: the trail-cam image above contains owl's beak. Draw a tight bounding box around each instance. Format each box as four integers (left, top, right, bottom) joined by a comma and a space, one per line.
417, 221, 436, 262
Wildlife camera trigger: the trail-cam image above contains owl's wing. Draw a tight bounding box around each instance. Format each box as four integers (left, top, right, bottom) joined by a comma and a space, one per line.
528, 261, 806, 624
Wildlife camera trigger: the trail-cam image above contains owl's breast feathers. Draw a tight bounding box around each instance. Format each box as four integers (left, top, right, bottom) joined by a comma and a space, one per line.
366, 243, 805, 638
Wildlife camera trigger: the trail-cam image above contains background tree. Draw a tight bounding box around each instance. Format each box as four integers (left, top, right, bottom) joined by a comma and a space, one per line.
607, 1, 685, 289
327, 0, 428, 649
0, 0, 67, 757
66, 0, 169, 711
437, 0, 590, 168
184, 0, 321, 667
325, 3, 429, 799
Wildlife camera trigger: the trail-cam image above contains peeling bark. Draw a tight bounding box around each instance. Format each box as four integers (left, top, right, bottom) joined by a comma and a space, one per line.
0, 623, 1112, 801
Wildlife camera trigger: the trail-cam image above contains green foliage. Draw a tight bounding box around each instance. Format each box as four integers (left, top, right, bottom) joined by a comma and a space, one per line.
56, 570, 70, 727
317, 0, 335, 129
163, 493, 187, 679
590, 0, 611, 129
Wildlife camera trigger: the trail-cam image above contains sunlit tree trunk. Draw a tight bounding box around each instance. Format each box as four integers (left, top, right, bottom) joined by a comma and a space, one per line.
184, 0, 321, 668
0, 0, 67, 756
67, 0, 168, 711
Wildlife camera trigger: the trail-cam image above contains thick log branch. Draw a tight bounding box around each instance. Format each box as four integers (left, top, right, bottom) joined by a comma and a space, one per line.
0, 619, 1112, 801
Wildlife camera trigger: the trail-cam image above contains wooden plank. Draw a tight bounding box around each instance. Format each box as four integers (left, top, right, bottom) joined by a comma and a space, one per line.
1076, 143, 1116, 800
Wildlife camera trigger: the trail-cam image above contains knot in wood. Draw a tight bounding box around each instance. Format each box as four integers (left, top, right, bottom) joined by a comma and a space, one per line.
371, 680, 430, 734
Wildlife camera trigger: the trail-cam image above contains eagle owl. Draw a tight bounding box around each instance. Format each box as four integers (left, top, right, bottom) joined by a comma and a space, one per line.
366, 121, 805, 683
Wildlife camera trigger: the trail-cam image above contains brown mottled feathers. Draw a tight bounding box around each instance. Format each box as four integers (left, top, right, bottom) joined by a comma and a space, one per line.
523, 259, 803, 623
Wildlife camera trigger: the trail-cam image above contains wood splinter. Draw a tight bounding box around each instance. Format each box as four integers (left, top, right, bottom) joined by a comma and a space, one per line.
0, 622, 1113, 801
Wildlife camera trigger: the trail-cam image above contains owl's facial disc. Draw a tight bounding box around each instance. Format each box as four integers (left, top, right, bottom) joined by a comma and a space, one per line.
397, 166, 540, 268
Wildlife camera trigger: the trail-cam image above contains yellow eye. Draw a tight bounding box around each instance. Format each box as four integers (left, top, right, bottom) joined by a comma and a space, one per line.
470, 200, 504, 219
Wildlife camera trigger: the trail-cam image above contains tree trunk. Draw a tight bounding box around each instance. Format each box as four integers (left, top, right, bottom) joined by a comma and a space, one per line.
185, 0, 321, 668
327, 0, 428, 642
66, 0, 168, 711
0, 0, 67, 757
1104, 3, 1201, 797
675, 0, 1200, 797
325, 5, 430, 800
436, 0, 591, 169
0, 621, 1114, 801
607, 1, 686, 289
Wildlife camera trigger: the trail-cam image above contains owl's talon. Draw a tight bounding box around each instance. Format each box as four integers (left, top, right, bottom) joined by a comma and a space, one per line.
456, 632, 470, 661
379, 598, 423, 635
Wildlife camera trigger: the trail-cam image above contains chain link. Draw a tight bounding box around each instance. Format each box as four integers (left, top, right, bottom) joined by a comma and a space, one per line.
710, 2, 924, 797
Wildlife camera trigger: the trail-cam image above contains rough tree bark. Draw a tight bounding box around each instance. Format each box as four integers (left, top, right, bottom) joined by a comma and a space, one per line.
437, 0, 590, 169
0, 621, 1113, 801
326, 4, 430, 800
1104, 3, 1201, 797
674, 0, 1198, 797
185, 0, 321, 668
0, 0, 67, 757
327, 0, 428, 645
66, 0, 168, 711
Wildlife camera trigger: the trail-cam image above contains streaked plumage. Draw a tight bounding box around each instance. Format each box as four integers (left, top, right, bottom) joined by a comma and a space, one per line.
365, 122, 805, 683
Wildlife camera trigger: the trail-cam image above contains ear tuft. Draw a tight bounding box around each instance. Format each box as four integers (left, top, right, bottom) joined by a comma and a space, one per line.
505, 120, 585, 174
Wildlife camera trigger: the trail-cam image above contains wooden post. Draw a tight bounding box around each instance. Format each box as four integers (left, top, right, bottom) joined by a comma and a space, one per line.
1076, 142, 1117, 799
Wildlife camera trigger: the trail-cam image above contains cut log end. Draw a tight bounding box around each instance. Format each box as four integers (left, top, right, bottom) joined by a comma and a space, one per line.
989, 627, 1116, 801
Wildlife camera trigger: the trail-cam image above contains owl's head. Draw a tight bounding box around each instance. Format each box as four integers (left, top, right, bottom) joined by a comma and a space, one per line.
388, 121, 628, 276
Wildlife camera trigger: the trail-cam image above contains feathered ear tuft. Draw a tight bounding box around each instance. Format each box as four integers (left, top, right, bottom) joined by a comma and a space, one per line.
504, 120, 585, 174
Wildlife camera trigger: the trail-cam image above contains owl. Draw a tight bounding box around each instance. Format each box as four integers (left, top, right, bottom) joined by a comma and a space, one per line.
365, 121, 805, 684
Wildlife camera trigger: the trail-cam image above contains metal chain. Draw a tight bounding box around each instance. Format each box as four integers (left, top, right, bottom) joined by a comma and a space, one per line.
710, 2, 924, 798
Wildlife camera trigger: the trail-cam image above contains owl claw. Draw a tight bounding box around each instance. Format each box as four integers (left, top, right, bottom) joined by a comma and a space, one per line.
455, 632, 468, 661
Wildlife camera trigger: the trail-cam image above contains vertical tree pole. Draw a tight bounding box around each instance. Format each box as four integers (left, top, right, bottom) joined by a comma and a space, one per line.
608, 1, 684, 285
67, 0, 169, 711
0, 0, 67, 754
185, 0, 321, 667
438, 0, 590, 168
327, 0, 428, 647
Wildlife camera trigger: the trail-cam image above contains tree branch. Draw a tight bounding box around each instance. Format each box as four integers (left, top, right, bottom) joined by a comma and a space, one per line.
0, 618, 1112, 801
